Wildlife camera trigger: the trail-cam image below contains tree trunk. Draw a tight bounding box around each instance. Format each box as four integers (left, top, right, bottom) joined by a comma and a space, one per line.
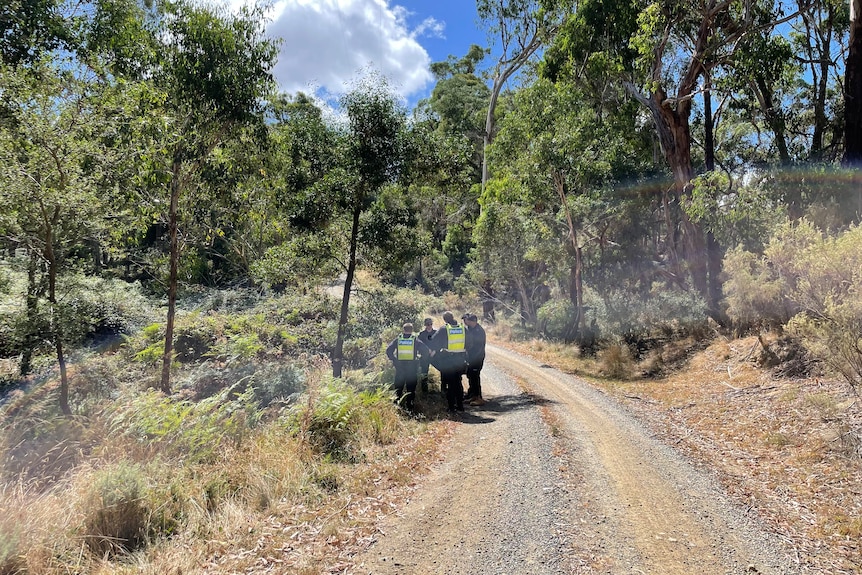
332, 204, 361, 378
553, 170, 584, 342
160, 158, 182, 394
703, 82, 726, 324
44, 219, 71, 416
481, 79, 503, 191
660, 102, 708, 298
808, 5, 834, 160
20, 250, 39, 376
704, 81, 715, 172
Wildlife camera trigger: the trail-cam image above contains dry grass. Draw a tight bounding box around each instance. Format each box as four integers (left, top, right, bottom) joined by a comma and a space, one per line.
0, 418, 453, 575
499, 332, 862, 574
0, 356, 455, 575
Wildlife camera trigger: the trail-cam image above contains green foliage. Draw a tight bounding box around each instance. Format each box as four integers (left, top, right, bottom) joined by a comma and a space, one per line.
82, 461, 148, 555
723, 219, 821, 329
349, 287, 434, 339
126, 289, 337, 368
251, 235, 342, 290
600, 286, 707, 341
688, 171, 784, 251
0, 0, 74, 67
724, 220, 862, 389
537, 298, 577, 340
723, 246, 797, 329
286, 378, 359, 460
285, 377, 398, 461
111, 385, 258, 463
781, 225, 862, 390
250, 364, 305, 408
158, 1, 277, 124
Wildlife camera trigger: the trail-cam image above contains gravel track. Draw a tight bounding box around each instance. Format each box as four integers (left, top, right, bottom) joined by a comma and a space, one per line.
349, 344, 801, 574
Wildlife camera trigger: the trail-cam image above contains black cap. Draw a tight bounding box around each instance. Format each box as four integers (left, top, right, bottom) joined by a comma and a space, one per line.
464, 313, 478, 322
423, 318, 433, 326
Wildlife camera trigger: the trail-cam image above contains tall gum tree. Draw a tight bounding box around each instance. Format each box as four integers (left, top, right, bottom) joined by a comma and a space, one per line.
150, 1, 277, 393
845, 0, 862, 218
542, 0, 804, 315
0, 64, 117, 414
330, 83, 412, 378
279, 80, 415, 378
478, 0, 565, 190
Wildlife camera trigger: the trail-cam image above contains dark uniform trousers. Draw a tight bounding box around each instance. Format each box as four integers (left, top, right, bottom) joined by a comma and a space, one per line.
439, 351, 467, 411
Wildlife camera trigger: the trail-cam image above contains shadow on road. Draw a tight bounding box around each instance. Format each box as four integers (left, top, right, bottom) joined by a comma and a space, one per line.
455, 392, 558, 425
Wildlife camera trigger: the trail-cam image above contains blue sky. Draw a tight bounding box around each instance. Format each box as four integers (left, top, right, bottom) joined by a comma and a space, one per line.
225, 0, 488, 106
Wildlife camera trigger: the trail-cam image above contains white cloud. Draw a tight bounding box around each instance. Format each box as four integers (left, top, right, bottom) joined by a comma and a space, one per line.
411, 17, 445, 40
259, 0, 436, 100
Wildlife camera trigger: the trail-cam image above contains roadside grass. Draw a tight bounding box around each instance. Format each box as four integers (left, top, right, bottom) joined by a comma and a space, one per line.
488, 324, 862, 574
0, 362, 452, 575
0, 286, 455, 575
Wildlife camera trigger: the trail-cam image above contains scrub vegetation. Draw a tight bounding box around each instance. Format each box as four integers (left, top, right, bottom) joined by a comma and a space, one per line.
2, 0, 862, 572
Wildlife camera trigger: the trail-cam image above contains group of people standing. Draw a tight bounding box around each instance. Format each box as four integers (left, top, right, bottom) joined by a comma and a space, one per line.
385, 310, 486, 415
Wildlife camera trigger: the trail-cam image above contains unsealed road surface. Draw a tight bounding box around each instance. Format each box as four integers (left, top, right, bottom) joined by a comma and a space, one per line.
349, 345, 797, 574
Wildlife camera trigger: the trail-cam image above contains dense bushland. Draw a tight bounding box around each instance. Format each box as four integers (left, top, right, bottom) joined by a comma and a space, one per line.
0, 282, 450, 573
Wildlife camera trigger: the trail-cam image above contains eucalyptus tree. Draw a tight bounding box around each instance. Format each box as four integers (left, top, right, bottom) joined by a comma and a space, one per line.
145, 0, 277, 393
471, 180, 554, 324
484, 76, 654, 339
847, 0, 862, 169
0, 0, 74, 67
847, 0, 862, 221
328, 82, 415, 378
426, 45, 490, 177
477, 0, 567, 190
794, 0, 846, 162
0, 63, 122, 414
275, 80, 418, 377
541, 0, 806, 316
404, 112, 480, 285
250, 93, 343, 290
415, 48, 492, 279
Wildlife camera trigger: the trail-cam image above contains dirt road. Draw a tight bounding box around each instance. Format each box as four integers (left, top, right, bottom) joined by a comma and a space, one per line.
349, 344, 798, 574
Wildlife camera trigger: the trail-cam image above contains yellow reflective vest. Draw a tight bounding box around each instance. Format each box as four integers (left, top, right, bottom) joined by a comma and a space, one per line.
397, 335, 417, 360
445, 323, 466, 352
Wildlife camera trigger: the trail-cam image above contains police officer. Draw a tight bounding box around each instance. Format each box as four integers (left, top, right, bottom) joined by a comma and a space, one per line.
416, 318, 436, 395
385, 323, 432, 413
463, 313, 486, 405
429, 311, 468, 414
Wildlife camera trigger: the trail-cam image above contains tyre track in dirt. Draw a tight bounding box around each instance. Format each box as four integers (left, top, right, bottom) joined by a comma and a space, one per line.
348, 344, 797, 574
488, 344, 797, 574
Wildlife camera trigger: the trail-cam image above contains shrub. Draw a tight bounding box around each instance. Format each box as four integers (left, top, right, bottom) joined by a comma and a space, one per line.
111, 386, 259, 463
298, 379, 358, 460
251, 364, 305, 408
68, 277, 155, 341
599, 286, 706, 343
82, 461, 149, 555
537, 298, 577, 341
746, 222, 862, 390
723, 220, 821, 330
598, 342, 634, 380
349, 286, 434, 338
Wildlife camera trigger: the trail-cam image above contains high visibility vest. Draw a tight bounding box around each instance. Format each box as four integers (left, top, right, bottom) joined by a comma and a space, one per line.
397, 335, 416, 360
445, 324, 466, 352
